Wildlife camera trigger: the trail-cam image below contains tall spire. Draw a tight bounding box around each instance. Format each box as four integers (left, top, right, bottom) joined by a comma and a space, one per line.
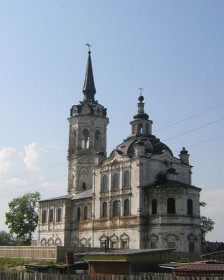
82, 45, 96, 102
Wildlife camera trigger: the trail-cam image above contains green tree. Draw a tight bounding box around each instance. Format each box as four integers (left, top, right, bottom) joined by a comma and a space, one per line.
5, 192, 40, 245
200, 201, 215, 252
0, 230, 15, 246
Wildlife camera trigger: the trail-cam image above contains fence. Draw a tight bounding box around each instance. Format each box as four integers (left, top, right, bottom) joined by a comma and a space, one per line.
0, 272, 224, 280
0, 246, 104, 263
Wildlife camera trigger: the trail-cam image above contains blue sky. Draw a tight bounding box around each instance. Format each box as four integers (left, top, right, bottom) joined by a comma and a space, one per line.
0, 0, 224, 241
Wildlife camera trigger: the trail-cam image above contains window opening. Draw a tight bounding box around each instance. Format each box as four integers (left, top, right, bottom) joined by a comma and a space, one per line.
112, 201, 119, 217
82, 129, 89, 149
123, 199, 130, 216
77, 207, 81, 221
123, 170, 130, 188
95, 130, 101, 151
187, 199, 193, 215
112, 173, 119, 190
82, 182, 86, 190
49, 209, 54, 223
152, 199, 157, 214
102, 202, 107, 217
56, 208, 62, 222
42, 209, 47, 223
167, 198, 176, 214
102, 175, 108, 192
84, 206, 88, 220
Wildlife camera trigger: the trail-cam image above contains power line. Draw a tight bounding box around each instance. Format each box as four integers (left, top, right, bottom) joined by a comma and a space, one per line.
154, 103, 224, 132
164, 116, 224, 142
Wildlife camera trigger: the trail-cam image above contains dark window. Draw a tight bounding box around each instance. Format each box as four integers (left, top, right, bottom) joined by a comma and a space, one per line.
187, 199, 193, 215
152, 199, 157, 214
82, 182, 86, 190
84, 207, 88, 220
167, 198, 176, 214
102, 175, 108, 192
95, 130, 101, 151
49, 209, 54, 223
123, 199, 130, 216
189, 241, 195, 252
77, 207, 81, 221
102, 202, 107, 217
112, 201, 119, 217
56, 208, 62, 222
112, 173, 119, 190
42, 209, 47, 223
123, 171, 130, 188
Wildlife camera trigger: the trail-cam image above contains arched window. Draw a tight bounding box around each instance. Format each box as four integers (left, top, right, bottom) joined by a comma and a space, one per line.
187, 199, 193, 215
102, 175, 108, 192
112, 173, 119, 190
123, 170, 130, 188
95, 130, 101, 151
102, 202, 107, 218
77, 207, 81, 221
84, 206, 88, 220
167, 198, 176, 214
112, 201, 119, 217
152, 199, 157, 214
123, 199, 130, 216
82, 129, 89, 149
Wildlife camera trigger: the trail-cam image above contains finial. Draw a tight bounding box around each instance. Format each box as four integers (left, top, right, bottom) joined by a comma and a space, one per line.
138, 87, 144, 102
85, 43, 92, 53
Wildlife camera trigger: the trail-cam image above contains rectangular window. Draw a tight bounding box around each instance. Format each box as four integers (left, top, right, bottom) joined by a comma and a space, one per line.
49, 209, 54, 223
56, 208, 62, 222
189, 241, 195, 253
42, 209, 47, 223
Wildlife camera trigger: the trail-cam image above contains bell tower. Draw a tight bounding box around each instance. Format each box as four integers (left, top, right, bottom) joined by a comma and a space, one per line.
67, 49, 109, 195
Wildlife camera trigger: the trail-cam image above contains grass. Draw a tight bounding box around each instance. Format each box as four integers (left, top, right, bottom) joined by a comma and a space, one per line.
0, 258, 53, 267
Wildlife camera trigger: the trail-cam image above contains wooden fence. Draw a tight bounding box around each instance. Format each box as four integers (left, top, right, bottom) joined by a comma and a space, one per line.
0, 246, 104, 263
0, 272, 224, 280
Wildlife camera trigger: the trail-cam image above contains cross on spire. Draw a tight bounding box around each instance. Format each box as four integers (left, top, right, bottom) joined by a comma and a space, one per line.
85, 43, 92, 53
139, 87, 144, 96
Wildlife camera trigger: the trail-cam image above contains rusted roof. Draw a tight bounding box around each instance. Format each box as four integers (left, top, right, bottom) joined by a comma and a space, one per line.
174, 263, 224, 272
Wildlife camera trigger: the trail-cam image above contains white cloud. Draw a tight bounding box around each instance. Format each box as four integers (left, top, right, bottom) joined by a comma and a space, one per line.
0, 147, 16, 173
23, 143, 42, 172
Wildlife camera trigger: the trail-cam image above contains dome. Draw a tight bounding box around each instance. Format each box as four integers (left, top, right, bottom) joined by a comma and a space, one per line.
113, 134, 173, 157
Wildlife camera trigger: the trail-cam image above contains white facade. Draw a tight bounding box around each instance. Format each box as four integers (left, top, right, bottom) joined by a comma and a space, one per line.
38, 51, 201, 253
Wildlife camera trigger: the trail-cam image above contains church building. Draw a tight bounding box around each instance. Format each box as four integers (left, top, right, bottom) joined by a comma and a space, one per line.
38, 50, 201, 253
